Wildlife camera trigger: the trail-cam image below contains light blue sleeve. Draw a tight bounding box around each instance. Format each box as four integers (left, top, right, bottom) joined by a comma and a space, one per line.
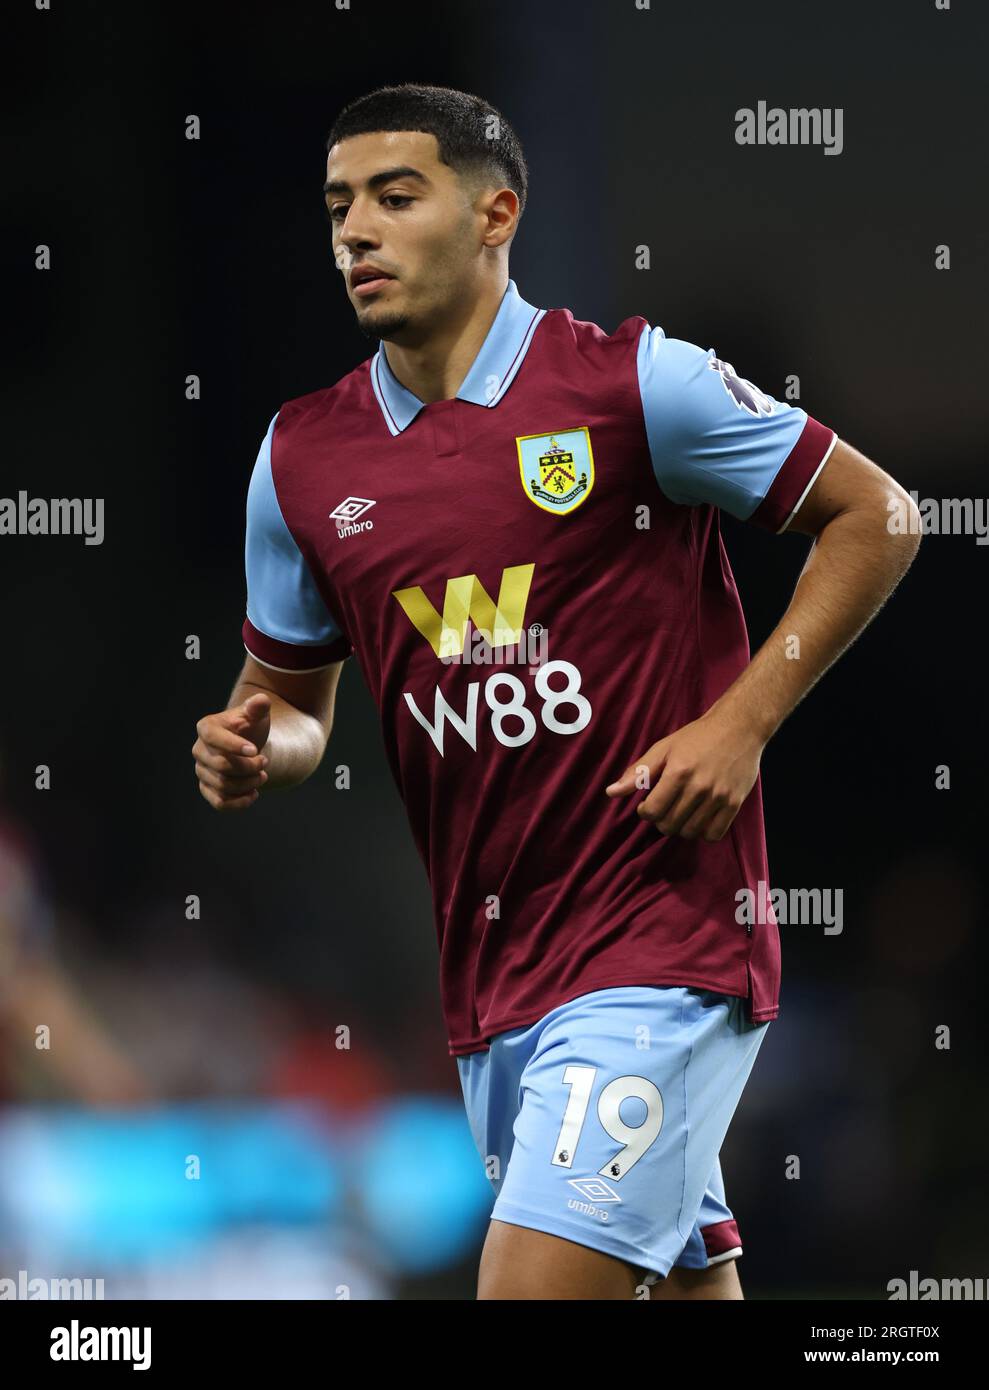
636, 324, 810, 521
245, 412, 346, 649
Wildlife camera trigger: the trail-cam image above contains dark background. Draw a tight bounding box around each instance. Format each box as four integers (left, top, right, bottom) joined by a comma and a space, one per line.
1, 0, 986, 1298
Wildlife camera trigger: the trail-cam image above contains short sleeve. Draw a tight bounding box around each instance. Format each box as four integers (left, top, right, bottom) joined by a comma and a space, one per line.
636, 324, 837, 532
242, 413, 353, 671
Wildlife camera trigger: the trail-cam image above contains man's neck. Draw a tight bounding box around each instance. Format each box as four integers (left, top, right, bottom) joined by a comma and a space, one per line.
382, 274, 508, 405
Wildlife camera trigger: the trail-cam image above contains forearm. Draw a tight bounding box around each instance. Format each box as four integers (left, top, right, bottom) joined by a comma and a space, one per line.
710, 504, 922, 744
227, 679, 327, 789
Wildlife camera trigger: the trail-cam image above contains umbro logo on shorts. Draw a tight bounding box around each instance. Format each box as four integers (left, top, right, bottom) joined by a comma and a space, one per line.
568, 1176, 621, 1203
567, 1175, 621, 1221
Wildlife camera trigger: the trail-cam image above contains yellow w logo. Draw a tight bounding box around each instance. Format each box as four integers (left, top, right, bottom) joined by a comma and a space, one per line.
392, 564, 535, 659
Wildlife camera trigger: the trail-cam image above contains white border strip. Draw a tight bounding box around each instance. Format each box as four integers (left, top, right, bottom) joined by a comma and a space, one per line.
485, 309, 546, 408
243, 643, 341, 674
776, 431, 839, 533
707, 1246, 743, 1266
369, 353, 401, 436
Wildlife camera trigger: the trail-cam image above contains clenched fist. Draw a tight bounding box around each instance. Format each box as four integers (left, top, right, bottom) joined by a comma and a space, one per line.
192, 692, 272, 811
605, 707, 764, 842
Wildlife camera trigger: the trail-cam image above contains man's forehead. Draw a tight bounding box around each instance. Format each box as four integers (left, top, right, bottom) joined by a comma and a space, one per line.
325, 129, 442, 178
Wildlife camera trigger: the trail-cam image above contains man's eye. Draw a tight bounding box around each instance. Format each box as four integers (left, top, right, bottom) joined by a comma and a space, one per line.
382, 195, 413, 209
328, 205, 348, 222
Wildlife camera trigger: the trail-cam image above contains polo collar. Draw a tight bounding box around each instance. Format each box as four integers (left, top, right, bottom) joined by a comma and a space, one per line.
369, 279, 545, 436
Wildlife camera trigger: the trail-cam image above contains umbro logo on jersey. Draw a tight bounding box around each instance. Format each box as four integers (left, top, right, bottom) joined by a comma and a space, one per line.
330, 496, 376, 538
708, 357, 774, 417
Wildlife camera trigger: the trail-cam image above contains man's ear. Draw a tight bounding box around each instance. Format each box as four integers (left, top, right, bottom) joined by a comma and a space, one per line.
482, 187, 520, 248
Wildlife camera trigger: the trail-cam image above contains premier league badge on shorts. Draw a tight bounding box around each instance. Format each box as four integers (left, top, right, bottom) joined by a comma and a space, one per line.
516, 427, 595, 516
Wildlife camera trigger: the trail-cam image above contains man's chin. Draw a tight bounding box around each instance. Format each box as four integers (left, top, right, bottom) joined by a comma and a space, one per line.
354, 306, 411, 342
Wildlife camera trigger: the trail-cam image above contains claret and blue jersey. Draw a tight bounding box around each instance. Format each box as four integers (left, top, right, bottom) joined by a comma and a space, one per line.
241, 279, 837, 1056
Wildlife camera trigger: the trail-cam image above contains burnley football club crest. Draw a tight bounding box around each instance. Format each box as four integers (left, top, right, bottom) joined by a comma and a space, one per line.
516, 427, 595, 516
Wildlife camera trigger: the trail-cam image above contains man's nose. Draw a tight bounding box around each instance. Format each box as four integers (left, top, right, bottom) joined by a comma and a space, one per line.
339, 203, 380, 253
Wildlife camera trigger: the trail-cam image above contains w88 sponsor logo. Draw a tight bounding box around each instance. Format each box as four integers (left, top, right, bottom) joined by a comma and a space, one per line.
402, 660, 591, 755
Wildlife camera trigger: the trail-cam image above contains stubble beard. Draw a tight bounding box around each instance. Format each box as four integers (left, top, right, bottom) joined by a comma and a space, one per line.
355, 308, 412, 342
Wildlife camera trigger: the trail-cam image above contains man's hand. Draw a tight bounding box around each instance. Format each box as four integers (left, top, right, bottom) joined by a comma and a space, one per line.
605, 708, 764, 842
192, 692, 272, 811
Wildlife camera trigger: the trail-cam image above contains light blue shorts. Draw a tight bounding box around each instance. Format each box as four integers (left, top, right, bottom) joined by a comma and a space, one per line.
456, 985, 770, 1286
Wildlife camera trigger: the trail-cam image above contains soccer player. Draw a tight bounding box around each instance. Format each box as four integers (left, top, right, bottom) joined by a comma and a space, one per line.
191, 84, 921, 1300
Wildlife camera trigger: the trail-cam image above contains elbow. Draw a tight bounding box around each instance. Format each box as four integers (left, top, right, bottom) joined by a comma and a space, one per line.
883, 482, 923, 557
903, 496, 924, 558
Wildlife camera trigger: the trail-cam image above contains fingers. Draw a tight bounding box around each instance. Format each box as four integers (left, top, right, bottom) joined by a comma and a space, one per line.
608, 722, 753, 842
195, 762, 268, 794
696, 804, 738, 843
192, 737, 268, 776
642, 782, 708, 837
607, 751, 703, 833
233, 691, 272, 734
192, 710, 271, 811
196, 777, 261, 812
637, 775, 741, 841
605, 755, 657, 796
195, 712, 263, 758
193, 758, 267, 811
631, 759, 689, 827
238, 691, 271, 714
663, 792, 724, 841
606, 735, 672, 796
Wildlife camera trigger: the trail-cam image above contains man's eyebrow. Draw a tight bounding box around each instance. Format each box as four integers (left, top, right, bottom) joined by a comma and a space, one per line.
322, 166, 430, 197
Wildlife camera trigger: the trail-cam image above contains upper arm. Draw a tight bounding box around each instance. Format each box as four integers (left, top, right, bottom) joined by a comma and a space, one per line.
242, 411, 353, 670
636, 324, 838, 532
784, 436, 914, 537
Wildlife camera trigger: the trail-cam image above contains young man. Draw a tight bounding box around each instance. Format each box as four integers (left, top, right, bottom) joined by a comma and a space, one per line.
191, 84, 921, 1300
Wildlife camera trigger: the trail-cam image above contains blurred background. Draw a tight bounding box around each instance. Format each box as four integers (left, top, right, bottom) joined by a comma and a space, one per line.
1, 0, 986, 1299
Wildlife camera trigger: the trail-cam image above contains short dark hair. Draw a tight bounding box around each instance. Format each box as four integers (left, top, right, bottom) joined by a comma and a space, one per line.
325, 83, 528, 215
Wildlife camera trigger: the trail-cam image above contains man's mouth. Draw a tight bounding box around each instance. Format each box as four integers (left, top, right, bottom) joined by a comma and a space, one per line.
350, 264, 396, 297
